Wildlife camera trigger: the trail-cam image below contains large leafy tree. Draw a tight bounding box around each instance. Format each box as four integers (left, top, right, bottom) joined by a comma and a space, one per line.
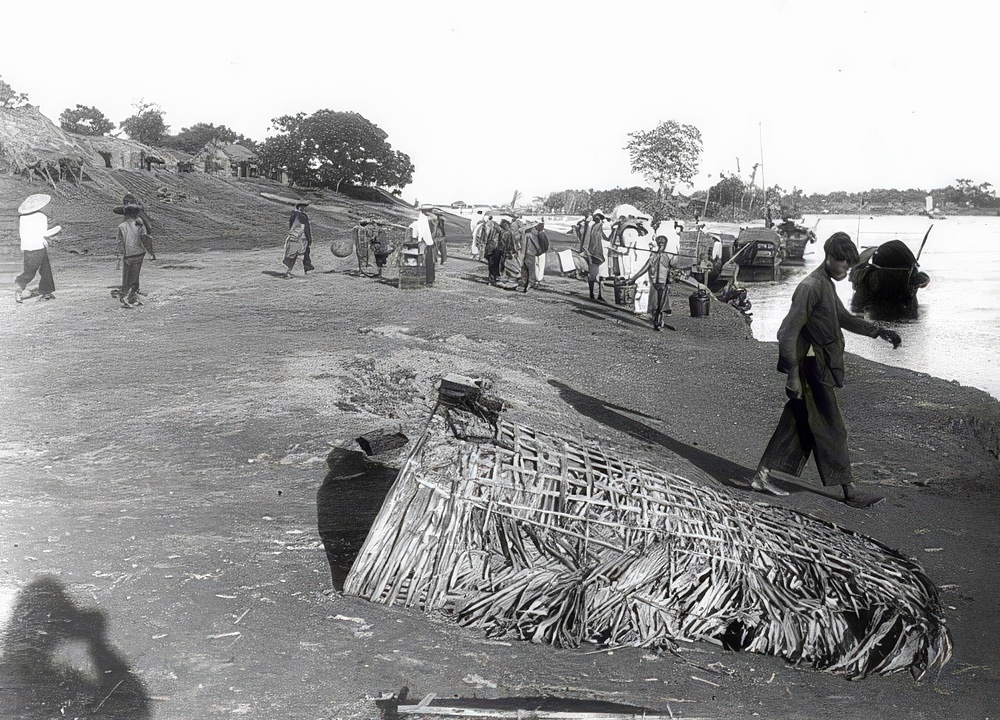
59, 104, 114, 136
165, 122, 257, 154
119, 100, 168, 146
625, 120, 703, 200
259, 109, 413, 192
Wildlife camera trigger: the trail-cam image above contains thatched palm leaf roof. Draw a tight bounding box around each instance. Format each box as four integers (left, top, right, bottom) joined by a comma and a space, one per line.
345, 393, 952, 680
0, 106, 89, 176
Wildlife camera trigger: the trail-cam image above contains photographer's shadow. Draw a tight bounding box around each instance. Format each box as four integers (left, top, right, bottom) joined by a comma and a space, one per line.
0, 575, 150, 718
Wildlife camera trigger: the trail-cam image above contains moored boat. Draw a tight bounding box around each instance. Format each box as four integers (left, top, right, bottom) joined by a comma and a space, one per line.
774, 218, 817, 263
849, 238, 930, 311
729, 227, 784, 282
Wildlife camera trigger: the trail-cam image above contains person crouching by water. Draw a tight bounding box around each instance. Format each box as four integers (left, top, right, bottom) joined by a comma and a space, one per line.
15, 193, 61, 303
115, 194, 152, 308
751, 232, 902, 508
625, 234, 676, 330
281, 202, 312, 277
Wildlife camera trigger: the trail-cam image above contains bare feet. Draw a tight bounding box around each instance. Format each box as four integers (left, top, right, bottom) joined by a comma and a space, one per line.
751, 468, 789, 496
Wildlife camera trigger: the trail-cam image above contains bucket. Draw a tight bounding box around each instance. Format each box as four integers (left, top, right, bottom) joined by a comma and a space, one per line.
613, 279, 636, 306
689, 289, 710, 318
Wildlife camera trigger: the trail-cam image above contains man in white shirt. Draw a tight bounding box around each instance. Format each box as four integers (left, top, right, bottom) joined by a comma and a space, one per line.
16, 194, 61, 303
410, 207, 436, 285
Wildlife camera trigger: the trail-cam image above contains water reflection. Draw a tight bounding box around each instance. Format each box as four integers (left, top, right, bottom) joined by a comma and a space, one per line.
0, 576, 150, 719
317, 446, 400, 590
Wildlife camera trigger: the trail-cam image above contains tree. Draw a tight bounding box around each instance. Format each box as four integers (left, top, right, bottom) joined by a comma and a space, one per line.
0, 76, 29, 108
261, 109, 413, 192
119, 100, 168, 146
59, 104, 114, 136
625, 120, 703, 200
165, 122, 241, 154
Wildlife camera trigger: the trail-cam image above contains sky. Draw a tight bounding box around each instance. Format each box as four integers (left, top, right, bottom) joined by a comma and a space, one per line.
2, 0, 997, 207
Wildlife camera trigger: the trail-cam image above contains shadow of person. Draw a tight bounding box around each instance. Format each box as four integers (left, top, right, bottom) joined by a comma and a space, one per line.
0, 576, 151, 719
318, 447, 400, 590
548, 380, 752, 490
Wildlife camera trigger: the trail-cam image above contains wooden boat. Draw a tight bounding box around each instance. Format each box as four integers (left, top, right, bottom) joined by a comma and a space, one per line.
774, 218, 817, 263
729, 227, 784, 281
849, 238, 930, 311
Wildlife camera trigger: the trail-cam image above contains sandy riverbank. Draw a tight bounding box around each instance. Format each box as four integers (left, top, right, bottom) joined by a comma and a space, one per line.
0, 210, 998, 718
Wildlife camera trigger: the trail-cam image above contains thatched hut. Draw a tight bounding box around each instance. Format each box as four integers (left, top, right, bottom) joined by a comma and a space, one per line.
76, 134, 173, 172
193, 141, 258, 178
0, 105, 89, 186
345, 377, 952, 680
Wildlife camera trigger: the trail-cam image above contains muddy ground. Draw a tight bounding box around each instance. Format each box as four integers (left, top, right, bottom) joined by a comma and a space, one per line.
0, 176, 998, 719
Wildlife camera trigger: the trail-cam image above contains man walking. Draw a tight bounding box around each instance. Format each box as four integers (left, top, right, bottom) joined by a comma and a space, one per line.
518, 220, 548, 292
281, 202, 312, 277
433, 210, 447, 265
752, 232, 902, 508
15, 194, 61, 303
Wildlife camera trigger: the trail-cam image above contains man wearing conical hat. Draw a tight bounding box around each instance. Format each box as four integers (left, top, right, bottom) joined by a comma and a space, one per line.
15, 194, 62, 303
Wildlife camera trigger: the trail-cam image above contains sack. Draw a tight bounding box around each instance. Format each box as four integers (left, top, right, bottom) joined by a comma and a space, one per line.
536, 231, 549, 255
288, 219, 305, 241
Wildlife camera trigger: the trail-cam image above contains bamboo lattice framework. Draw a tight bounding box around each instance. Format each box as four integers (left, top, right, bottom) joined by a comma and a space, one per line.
345, 398, 951, 680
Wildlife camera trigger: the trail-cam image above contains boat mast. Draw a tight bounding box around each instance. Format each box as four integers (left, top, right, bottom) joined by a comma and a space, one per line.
759, 122, 766, 224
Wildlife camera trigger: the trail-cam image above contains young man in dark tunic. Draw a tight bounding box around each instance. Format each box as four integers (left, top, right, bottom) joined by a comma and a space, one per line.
752, 232, 902, 508
626, 234, 676, 330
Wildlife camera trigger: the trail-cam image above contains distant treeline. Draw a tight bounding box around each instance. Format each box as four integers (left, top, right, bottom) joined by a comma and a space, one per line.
536, 178, 998, 220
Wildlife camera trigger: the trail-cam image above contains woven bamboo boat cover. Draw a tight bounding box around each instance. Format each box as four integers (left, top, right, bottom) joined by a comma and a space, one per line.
345, 401, 951, 679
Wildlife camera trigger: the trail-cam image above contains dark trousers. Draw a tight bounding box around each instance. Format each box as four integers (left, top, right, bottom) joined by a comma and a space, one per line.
15, 249, 55, 294
758, 357, 852, 487
650, 282, 671, 326
436, 239, 447, 264
303, 241, 314, 271
487, 248, 504, 282
519, 255, 537, 289
424, 246, 435, 284
121, 253, 145, 297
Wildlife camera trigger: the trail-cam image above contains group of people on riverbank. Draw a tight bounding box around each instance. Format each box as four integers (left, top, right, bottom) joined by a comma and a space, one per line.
468, 209, 550, 293
14, 192, 154, 309
12, 190, 910, 513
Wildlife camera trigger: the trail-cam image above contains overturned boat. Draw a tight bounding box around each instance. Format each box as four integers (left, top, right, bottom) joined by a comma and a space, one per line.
849, 236, 930, 311
345, 376, 951, 680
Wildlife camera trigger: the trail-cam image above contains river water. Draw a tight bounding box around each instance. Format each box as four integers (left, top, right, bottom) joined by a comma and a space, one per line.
744, 214, 1000, 400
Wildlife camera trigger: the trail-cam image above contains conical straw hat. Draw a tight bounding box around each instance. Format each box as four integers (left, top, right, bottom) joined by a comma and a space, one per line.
18, 194, 51, 215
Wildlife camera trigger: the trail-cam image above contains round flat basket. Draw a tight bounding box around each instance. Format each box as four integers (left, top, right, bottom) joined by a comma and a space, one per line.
330, 235, 355, 257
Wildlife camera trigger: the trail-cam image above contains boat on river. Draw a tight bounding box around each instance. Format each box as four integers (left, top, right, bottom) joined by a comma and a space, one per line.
774, 218, 817, 263
849, 237, 930, 312
730, 227, 784, 281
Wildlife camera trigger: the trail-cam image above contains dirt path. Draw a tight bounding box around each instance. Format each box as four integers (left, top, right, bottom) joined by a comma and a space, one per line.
1, 234, 998, 719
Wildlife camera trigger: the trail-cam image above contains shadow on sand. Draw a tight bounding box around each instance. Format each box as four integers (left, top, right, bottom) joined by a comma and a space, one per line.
0, 576, 151, 718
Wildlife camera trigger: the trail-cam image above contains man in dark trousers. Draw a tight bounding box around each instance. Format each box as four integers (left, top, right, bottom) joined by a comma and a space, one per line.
433, 210, 447, 264
752, 232, 902, 508
282, 202, 313, 276
583, 210, 607, 301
